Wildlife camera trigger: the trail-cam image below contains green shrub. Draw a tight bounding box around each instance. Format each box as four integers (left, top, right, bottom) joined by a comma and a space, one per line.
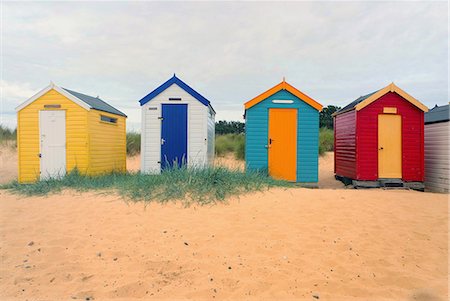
215, 134, 245, 160
1, 166, 292, 205
319, 127, 334, 156
0, 126, 16, 144
215, 134, 235, 156
126, 132, 141, 156
235, 136, 245, 160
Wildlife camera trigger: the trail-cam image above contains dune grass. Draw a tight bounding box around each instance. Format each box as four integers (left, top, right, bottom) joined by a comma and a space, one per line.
126, 132, 141, 156
0, 125, 16, 146
215, 134, 245, 160
319, 127, 334, 156
1, 166, 292, 205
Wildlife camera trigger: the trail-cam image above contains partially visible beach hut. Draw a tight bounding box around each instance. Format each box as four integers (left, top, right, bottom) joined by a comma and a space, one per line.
244, 79, 323, 184
424, 104, 449, 193
139, 74, 215, 173
333, 83, 428, 189
16, 82, 127, 183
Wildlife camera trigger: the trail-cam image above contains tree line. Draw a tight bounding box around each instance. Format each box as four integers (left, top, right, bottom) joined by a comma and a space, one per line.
215, 105, 341, 134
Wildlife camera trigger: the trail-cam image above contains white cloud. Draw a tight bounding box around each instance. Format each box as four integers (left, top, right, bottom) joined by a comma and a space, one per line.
1, 1, 448, 130
1, 80, 37, 101
0, 80, 41, 128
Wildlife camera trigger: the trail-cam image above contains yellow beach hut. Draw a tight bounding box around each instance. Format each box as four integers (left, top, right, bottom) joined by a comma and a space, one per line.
16, 82, 127, 183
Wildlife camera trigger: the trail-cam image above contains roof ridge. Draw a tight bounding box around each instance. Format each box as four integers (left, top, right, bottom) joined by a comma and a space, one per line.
138, 75, 213, 110
62, 87, 127, 117
62, 87, 97, 99
244, 80, 322, 111
334, 84, 428, 117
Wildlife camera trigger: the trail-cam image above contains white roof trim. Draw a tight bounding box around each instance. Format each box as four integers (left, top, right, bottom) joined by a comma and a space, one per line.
15, 82, 92, 112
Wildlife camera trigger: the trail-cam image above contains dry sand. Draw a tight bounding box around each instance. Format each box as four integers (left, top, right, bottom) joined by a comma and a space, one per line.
0, 148, 448, 300
127, 155, 140, 173
0, 144, 17, 185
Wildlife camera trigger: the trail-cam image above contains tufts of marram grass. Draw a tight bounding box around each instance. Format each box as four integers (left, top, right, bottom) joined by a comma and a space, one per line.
1, 166, 292, 205
215, 134, 245, 160
319, 127, 334, 156
126, 132, 141, 156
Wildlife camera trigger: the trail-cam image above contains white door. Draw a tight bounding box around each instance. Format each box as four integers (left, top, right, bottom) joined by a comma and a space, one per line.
39, 110, 66, 180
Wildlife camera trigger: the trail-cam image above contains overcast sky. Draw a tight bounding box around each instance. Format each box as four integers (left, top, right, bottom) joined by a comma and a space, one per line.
1, 1, 448, 131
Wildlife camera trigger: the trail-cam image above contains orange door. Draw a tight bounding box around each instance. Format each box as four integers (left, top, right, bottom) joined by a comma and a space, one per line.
268, 108, 297, 181
378, 114, 402, 178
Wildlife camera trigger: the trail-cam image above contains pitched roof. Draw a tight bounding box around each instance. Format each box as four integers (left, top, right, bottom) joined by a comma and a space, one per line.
425, 104, 449, 124
334, 83, 428, 116
62, 88, 127, 117
244, 80, 322, 111
335, 90, 380, 114
16, 82, 127, 117
138, 74, 214, 112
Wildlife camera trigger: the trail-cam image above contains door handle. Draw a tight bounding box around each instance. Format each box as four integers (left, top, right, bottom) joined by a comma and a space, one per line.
161, 138, 166, 145
38, 153, 42, 158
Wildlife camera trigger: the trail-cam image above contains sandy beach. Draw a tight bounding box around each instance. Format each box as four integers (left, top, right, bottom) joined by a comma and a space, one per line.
0, 144, 17, 185
0, 151, 447, 300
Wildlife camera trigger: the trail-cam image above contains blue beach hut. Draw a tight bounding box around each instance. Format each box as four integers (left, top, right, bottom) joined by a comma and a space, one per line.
139, 75, 215, 173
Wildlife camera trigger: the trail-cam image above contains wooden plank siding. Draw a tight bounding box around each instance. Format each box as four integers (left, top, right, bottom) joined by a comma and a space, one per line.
141, 83, 209, 173
245, 89, 319, 183
17, 89, 89, 183
356, 92, 424, 181
425, 121, 449, 192
87, 109, 126, 175
334, 110, 357, 179
207, 108, 215, 165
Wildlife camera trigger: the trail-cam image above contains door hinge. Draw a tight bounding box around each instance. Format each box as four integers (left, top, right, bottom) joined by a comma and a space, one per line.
38, 153, 42, 158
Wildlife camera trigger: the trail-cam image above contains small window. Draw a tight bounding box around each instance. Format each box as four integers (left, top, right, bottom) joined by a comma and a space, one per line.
44, 104, 61, 108
169, 97, 182, 101
100, 115, 117, 124
272, 99, 294, 104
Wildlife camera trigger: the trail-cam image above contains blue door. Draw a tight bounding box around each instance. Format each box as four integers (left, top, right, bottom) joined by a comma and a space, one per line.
161, 104, 188, 169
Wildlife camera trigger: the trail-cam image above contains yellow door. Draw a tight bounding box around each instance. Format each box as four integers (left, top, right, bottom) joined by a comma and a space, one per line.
378, 114, 402, 178
268, 108, 297, 181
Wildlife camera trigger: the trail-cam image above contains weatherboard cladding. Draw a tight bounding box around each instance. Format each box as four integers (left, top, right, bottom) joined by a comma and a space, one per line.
62, 88, 127, 117
424, 104, 449, 192
207, 109, 215, 164
17, 88, 126, 183
334, 91, 425, 182
334, 110, 357, 179
356, 92, 424, 181
140, 80, 214, 174
424, 121, 449, 192
245, 89, 319, 182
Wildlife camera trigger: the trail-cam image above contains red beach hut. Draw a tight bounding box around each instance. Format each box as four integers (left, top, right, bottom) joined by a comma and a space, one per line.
333, 83, 428, 189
